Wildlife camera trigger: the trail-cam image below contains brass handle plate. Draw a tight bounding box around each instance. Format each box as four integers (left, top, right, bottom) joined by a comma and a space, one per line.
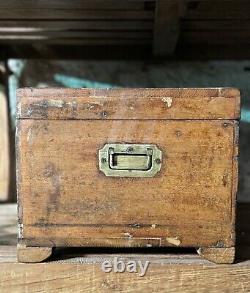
99, 144, 162, 177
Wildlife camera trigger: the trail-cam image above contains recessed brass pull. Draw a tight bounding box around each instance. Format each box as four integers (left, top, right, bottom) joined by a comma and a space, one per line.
110, 154, 151, 171
99, 144, 162, 177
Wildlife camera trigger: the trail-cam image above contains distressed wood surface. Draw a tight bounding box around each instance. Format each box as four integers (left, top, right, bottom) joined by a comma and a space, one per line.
1, 246, 250, 293
1, 202, 250, 291
17, 244, 52, 263
0, 90, 9, 201
16, 87, 239, 264
17, 120, 238, 248
17, 88, 240, 120
197, 247, 235, 264
0, 202, 249, 252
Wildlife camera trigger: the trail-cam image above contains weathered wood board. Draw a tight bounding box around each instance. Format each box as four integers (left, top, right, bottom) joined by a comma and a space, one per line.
1, 202, 250, 292
0, 248, 250, 293
16, 88, 240, 263
17, 87, 240, 120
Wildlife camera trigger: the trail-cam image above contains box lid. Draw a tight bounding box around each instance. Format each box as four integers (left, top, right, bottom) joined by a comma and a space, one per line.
17, 87, 240, 120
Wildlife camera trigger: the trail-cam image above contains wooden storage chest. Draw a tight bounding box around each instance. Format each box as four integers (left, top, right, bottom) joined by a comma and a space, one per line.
16, 88, 240, 263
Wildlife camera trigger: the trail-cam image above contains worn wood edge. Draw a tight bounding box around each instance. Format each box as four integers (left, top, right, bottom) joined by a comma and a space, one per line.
197, 247, 235, 264
20, 234, 235, 249
16, 95, 241, 120
234, 95, 241, 119
15, 119, 22, 240
16, 87, 241, 120
16, 87, 240, 98
230, 121, 239, 249
17, 244, 52, 263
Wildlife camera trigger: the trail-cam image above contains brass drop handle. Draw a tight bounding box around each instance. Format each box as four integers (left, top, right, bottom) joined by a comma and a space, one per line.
99, 144, 162, 177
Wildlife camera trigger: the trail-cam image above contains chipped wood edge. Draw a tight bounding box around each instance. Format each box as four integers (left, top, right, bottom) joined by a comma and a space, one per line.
197, 247, 235, 264
16, 87, 241, 120
230, 120, 239, 248
17, 244, 52, 263
16, 87, 241, 98
16, 119, 23, 241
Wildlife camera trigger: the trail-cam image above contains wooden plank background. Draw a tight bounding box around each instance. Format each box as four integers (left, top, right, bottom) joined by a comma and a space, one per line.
0, 251, 249, 293
0, 0, 249, 57
0, 0, 154, 48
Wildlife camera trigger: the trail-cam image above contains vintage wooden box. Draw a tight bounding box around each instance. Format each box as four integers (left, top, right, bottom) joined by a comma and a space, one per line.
16, 88, 240, 263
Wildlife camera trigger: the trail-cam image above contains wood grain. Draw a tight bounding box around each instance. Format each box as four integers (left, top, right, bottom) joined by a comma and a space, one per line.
17, 88, 240, 120
1, 246, 250, 293
0, 204, 17, 245
1, 202, 250, 289
0, 38, 151, 46
17, 244, 52, 263
16, 87, 239, 264
17, 119, 238, 248
0, 0, 250, 58
197, 247, 235, 264
0, 9, 154, 20
153, 0, 185, 56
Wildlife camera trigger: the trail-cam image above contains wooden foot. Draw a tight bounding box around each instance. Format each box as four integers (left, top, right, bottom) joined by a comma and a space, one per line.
197, 247, 235, 264
17, 244, 53, 263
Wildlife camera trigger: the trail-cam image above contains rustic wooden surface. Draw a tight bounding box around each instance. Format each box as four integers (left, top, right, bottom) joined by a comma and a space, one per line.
0, 0, 250, 59
17, 119, 237, 249
197, 247, 235, 264
153, 0, 185, 56
0, 89, 9, 201
1, 248, 250, 293
17, 87, 240, 120
16, 88, 240, 263
0, 0, 154, 48
17, 244, 52, 263
0, 203, 250, 292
